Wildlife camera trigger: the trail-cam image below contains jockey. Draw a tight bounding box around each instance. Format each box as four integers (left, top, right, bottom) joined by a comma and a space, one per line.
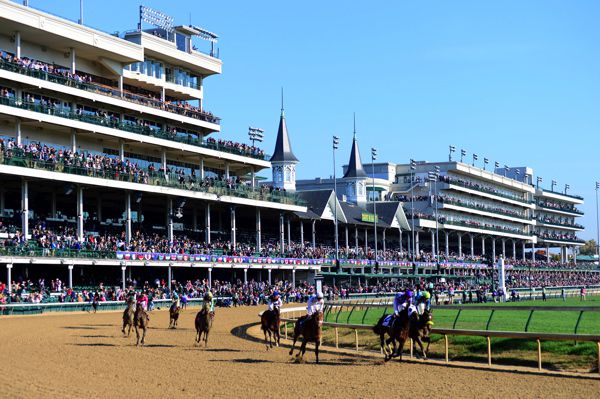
203, 291, 214, 312
268, 291, 282, 312
171, 291, 180, 309
306, 291, 324, 317
393, 291, 405, 316
136, 291, 148, 311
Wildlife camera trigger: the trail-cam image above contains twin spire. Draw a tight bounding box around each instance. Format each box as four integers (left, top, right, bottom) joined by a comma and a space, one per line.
343, 112, 368, 179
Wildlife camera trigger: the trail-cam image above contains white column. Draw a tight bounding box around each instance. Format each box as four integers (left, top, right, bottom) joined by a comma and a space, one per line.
364, 229, 368, 253
345, 226, 349, 251
355, 226, 359, 253
512, 240, 516, 260
268, 268, 272, 285
398, 229, 402, 252
286, 218, 291, 252
161, 150, 167, 178
492, 239, 496, 261
121, 266, 126, 292
6, 264, 12, 294
458, 234, 462, 257
15, 117, 21, 146
481, 236, 486, 255
244, 268, 248, 284
522, 241, 526, 261
382, 229, 386, 252
21, 179, 28, 241
119, 140, 125, 162
125, 192, 132, 244
205, 203, 211, 244
573, 246, 577, 265
415, 231, 420, 254
430, 230, 435, 254
292, 269, 296, 288
501, 239, 506, 258
531, 242, 536, 261
470, 234, 474, 257
251, 169, 256, 188
118, 75, 124, 97
68, 265, 74, 289
77, 186, 84, 242
168, 266, 172, 290
312, 220, 316, 250
445, 231, 449, 257
279, 214, 285, 254
71, 129, 77, 153
167, 198, 174, 242
300, 221, 304, 249
15, 31, 21, 59
255, 208, 261, 250
161, 87, 166, 102
546, 245, 550, 263
199, 158, 205, 180
230, 207, 236, 248
225, 163, 230, 179
70, 47, 76, 73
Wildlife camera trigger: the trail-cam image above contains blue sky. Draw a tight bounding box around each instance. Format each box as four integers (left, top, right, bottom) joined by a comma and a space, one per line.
28, 0, 600, 239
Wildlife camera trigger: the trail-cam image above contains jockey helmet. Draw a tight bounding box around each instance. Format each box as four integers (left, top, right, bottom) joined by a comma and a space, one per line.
395, 292, 404, 299
272, 291, 280, 298
405, 289, 414, 298
423, 291, 431, 300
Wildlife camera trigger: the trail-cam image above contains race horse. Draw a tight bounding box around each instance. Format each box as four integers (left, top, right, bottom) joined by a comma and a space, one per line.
134, 306, 149, 346
121, 299, 136, 337
260, 307, 281, 350
168, 302, 181, 329
289, 312, 323, 364
409, 309, 433, 358
373, 310, 410, 361
195, 304, 214, 347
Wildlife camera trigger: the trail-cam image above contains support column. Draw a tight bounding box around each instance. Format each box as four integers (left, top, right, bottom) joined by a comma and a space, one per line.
205, 203, 211, 244
255, 208, 261, 250
161, 150, 167, 178
364, 229, 368, 253
458, 234, 463, 257
481, 236, 486, 256
168, 266, 172, 291
415, 231, 420, 254
398, 229, 403, 252
531, 242, 536, 262
286, 217, 291, 252
125, 192, 132, 244
121, 266, 126, 292
119, 140, 125, 162
345, 226, 349, 251
501, 239, 506, 258
546, 245, 550, 263
230, 206, 236, 248
268, 268, 272, 285
118, 75, 124, 97
208, 267, 212, 289
311, 220, 316, 250
573, 246, 577, 265
292, 269, 296, 288
15, 31, 21, 59
492, 239, 496, 261
167, 198, 174, 242
470, 234, 474, 257
512, 240, 516, 260
445, 231, 449, 257
355, 226, 359, 253
71, 129, 77, 153
6, 264, 12, 294
68, 265, 74, 289
70, 47, 76, 73
225, 163, 230, 179
244, 268, 248, 284
430, 230, 435, 254
199, 157, 205, 180
279, 213, 285, 254
300, 221, 304, 249
76, 186, 84, 242
251, 169, 256, 188
382, 229, 386, 252
15, 117, 21, 146
21, 179, 28, 241
522, 241, 526, 261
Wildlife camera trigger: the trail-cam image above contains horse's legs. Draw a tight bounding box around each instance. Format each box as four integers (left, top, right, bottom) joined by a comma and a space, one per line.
275, 325, 281, 347
195, 329, 200, 344
396, 338, 406, 361
289, 334, 298, 356
423, 336, 431, 356
414, 336, 426, 359
264, 328, 270, 350
141, 326, 146, 346
135, 326, 140, 347
298, 338, 308, 361
315, 339, 320, 364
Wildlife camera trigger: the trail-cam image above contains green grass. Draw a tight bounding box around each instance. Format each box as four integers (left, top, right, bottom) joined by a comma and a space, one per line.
321, 296, 600, 371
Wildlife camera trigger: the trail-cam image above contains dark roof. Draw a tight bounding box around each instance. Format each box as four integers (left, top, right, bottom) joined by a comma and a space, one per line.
270, 110, 299, 163
296, 190, 335, 218
343, 135, 367, 178
366, 201, 411, 230
340, 201, 390, 228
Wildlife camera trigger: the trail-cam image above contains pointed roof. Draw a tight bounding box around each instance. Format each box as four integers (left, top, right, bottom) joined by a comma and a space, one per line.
270, 91, 299, 163
343, 133, 368, 178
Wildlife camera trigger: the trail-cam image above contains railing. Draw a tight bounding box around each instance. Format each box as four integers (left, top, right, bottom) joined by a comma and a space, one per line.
536, 203, 584, 215
0, 152, 302, 205
275, 304, 600, 373
0, 58, 218, 124
536, 235, 585, 244
539, 188, 584, 201
443, 179, 532, 204
535, 219, 585, 229
0, 96, 267, 161
441, 219, 531, 236
439, 197, 530, 220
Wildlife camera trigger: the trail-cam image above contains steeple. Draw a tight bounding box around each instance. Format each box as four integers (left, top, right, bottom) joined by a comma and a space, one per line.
343, 114, 367, 178
270, 88, 299, 163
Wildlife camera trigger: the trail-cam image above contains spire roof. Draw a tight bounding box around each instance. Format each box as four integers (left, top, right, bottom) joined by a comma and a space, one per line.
270, 89, 299, 163
343, 115, 367, 179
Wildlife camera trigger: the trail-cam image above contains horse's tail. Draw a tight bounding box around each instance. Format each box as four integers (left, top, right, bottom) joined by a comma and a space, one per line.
373, 314, 388, 335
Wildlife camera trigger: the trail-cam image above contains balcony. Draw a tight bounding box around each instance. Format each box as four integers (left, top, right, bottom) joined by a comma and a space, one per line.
0, 96, 266, 160
535, 218, 585, 230
440, 176, 532, 205
536, 202, 584, 216
536, 234, 585, 244
0, 56, 219, 125
0, 149, 302, 206
441, 219, 531, 236
438, 196, 531, 220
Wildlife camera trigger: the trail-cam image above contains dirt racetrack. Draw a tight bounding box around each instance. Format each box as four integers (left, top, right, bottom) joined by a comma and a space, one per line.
1, 306, 599, 399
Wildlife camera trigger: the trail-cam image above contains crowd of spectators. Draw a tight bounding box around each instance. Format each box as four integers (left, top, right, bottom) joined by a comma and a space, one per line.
536, 199, 581, 213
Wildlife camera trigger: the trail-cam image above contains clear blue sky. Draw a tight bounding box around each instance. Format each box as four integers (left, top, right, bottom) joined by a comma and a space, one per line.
27, 0, 600, 239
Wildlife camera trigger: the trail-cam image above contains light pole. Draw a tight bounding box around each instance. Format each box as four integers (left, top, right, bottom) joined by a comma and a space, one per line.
410, 159, 417, 263
248, 127, 264, 147
536, 176, 543, 189
333, 135, 340, 262
504, 165, 509, 177
551, 180, 557, 192
472, 153, 478, 167
564, 184, 570, 195
371, 148, 378, 262
449, 145, 455, 162
483, 158, 489, 170
460, 149, 466, 163
494, 161, 500, 172
428, 167, 440, 261
596, 182, 600, 257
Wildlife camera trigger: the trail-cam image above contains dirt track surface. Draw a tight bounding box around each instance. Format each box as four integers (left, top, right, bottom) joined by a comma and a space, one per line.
1, 306, 598, 399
